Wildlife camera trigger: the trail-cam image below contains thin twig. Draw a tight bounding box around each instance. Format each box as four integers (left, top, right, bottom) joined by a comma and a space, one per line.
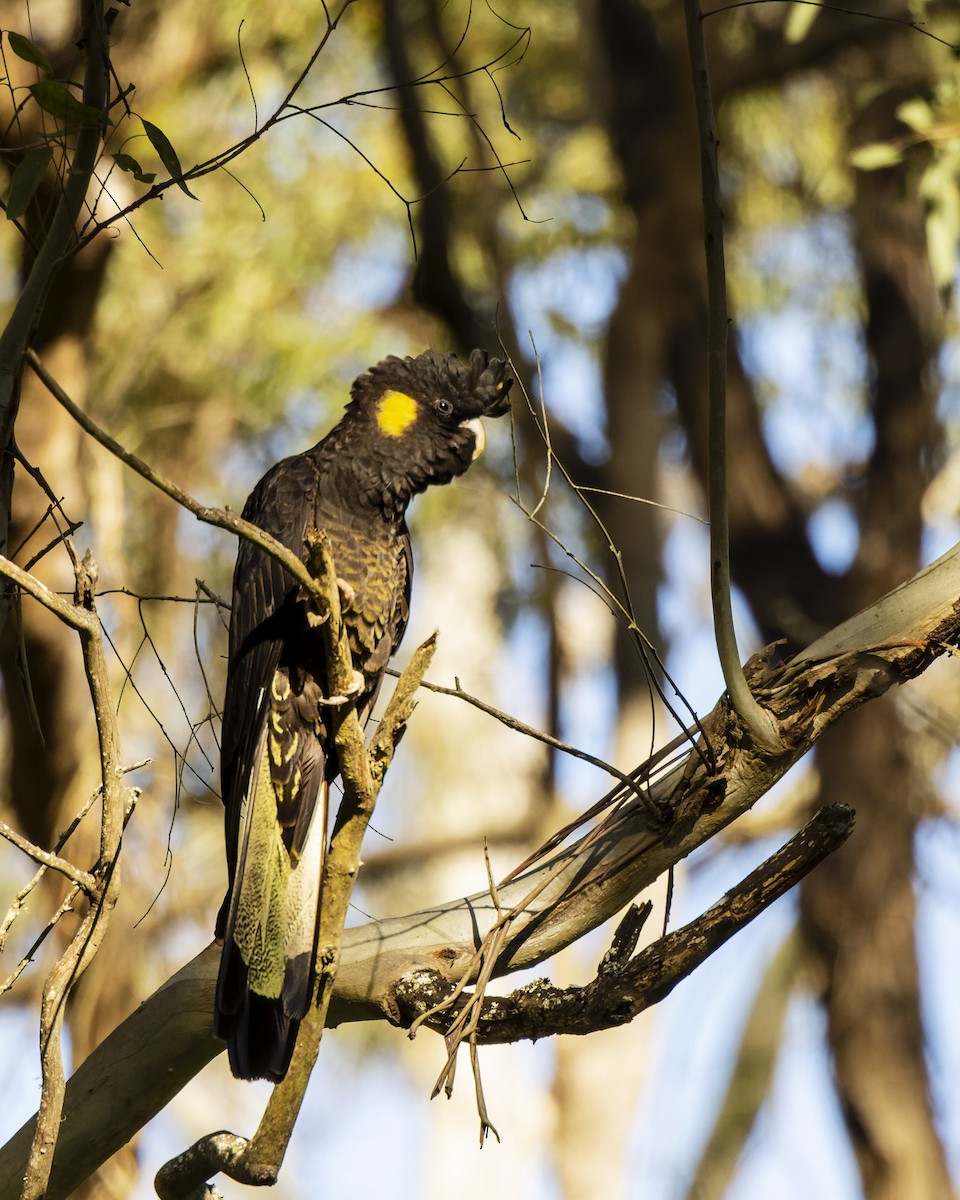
703, 1, 960, 53
388, 668, 662, 818
508, 344, 715, 773
0, 822, 96, 895
25, 348, 326, 607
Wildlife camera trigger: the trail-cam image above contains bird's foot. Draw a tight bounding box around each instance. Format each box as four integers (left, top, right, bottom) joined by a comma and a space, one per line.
316, 669, 365, 707
336, 577, 357, 610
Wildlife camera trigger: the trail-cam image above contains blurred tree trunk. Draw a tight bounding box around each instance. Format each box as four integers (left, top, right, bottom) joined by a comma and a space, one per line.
589, 2, 951, 1197
0, 23, 139, 1199
0, 16, 104, 854
797, 61, 948, 1200
0, 246, 138, 1200
1, 208, 141, 1200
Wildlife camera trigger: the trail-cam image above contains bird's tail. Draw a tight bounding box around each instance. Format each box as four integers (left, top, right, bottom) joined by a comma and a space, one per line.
214, 730, 328, 1082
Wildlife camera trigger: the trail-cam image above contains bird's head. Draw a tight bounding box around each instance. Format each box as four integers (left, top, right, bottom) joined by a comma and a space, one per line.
344, 348, 513, 506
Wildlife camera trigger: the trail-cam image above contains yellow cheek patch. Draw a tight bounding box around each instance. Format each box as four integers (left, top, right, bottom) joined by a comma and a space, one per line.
376, 390, 419, 438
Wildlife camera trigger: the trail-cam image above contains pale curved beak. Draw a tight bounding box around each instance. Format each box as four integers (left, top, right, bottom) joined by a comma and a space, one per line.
463, 417, 485, 460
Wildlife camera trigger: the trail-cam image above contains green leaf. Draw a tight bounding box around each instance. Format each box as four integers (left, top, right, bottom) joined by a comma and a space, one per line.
142, 119, 198, 200
28, 81, 102, 129
926, 207, 958, 292
6, 146, 53, 220
114, 153, 156, 184
849, 142, 904, 171
784, 2, 820, 44
896, 98, 933, 135
8, 31, 52, 75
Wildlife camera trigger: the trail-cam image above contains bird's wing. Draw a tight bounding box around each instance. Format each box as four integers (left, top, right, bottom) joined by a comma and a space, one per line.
218, 453, 321, 890
215, 452, 328, 1081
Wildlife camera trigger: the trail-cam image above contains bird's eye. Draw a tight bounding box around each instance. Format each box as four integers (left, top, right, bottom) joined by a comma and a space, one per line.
436, 398, 453, 415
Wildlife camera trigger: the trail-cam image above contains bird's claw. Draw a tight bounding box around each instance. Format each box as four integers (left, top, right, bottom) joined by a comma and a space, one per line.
316, 669, 365, 707
302, 577, 353, 626
337, 577, 357, 610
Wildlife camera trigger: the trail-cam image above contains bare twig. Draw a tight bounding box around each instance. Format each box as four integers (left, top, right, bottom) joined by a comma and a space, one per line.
510, 345, 714, 773
0, 766, 146, 968
25, 349, 327, 607
0, 786, 102, 954
703, 1, 960, 53
391, 667, 662, 817
75, 0, 530, 249
0, 822, 96, 895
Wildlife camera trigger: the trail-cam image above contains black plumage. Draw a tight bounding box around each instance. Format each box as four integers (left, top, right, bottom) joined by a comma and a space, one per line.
214, 348, 512, 1081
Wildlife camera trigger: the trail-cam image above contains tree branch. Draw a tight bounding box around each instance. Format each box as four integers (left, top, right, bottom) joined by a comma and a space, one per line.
0, 1, 108, 452
18, 548, 129, 1200
1, 538, 956, 1200
0, 821, 96, 895
153, 547, 439, 1195
25, 348, 330, 610
392, 804, 852, 1041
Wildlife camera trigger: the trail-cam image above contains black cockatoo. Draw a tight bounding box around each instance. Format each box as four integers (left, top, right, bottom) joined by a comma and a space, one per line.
214, 348, 512, 1081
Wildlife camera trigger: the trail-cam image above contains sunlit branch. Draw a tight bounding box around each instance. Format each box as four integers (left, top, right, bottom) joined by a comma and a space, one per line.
2, 538, 958, 1199
0, 822, 96, 895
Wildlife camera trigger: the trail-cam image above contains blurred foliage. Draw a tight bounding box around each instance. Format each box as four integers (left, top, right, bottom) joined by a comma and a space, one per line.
0, 1, 959, 1196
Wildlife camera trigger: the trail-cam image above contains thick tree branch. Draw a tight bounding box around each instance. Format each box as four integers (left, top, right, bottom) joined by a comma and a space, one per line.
1, 539, 957, 1200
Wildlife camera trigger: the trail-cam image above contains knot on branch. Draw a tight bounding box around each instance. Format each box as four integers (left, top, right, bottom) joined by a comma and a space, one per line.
596, 900, 653, 978
73, 549, 98, 610
389, 968, 459, 1030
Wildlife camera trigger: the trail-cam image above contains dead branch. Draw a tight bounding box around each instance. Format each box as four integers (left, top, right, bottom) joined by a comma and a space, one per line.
392, 804, 852, 1040
9, 545, 130, 1200
153, 535, 439, 1196
26, 349, 329, 609
0, 538, 956, 1200
0, 822, 96, 895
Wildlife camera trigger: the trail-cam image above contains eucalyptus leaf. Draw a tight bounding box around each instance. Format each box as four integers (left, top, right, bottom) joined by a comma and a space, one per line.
896, 98, 933, 134
114, 153, 157, 184
784, 2, 819, 44
142, 119, 198, 200
28, 81, 102, 128
5, 146, 53, 220
8, 31, 52, 75
849, 142, 903, 171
